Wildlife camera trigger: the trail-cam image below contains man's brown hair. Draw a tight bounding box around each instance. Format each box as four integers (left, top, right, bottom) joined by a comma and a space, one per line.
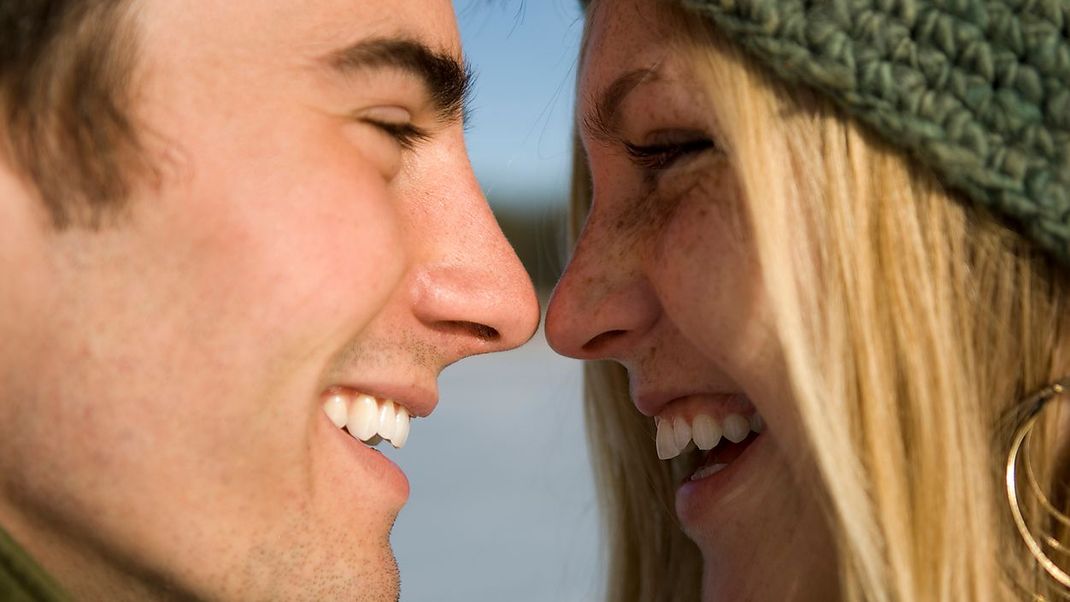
0, 0, 144, 227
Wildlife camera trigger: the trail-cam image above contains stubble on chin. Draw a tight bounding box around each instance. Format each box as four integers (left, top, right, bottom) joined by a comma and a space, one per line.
229, 515, 401, 602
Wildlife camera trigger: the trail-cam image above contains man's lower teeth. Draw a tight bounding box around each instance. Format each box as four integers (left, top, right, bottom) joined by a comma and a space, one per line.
691, 463, 729, 481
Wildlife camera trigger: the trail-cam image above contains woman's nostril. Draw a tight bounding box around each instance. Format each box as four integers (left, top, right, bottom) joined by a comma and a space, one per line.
582, 329, 627, 354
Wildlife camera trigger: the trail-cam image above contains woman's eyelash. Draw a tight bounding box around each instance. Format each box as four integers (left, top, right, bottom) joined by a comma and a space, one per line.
368, 120, 431, 151
624, 138, 714, 171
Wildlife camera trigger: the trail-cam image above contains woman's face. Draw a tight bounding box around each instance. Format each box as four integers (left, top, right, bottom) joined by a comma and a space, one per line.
546, 0, 839, 599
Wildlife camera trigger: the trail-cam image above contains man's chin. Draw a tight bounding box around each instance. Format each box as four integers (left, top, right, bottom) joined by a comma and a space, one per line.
231, 544, 400, 602
185, 510, 403, 602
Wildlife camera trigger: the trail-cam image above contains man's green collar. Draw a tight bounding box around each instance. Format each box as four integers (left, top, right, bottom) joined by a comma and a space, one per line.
0, 525, 69, 602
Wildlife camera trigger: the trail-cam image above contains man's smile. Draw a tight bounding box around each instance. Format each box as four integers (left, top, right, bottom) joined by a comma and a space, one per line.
322, 387, 422, 450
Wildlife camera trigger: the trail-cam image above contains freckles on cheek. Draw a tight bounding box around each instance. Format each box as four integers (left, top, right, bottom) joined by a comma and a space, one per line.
653, 190, 731, 298
652, 173, 764, 353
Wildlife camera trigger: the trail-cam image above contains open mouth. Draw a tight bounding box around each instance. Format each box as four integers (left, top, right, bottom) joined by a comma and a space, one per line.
655, 408, 764, 482
687, 430, 761, 481
321, 388, 413, 449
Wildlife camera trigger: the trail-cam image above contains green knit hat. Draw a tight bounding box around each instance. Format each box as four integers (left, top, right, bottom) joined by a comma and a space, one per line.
585, 0, 1070, 266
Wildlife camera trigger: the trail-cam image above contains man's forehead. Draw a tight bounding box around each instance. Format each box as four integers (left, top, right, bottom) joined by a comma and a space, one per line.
151, 0, 462, 60
283, 0, 463, 59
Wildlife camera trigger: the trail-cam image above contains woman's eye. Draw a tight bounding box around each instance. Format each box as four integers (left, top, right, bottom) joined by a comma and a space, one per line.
624, 137, 714, 171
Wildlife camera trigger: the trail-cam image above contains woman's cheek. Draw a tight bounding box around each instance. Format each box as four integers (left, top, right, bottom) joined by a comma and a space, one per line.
653, 172, 767, 368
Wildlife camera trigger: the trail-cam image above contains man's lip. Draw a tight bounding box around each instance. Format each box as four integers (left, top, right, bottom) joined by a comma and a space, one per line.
330, 382, 438, 418
321, 413, 410, 503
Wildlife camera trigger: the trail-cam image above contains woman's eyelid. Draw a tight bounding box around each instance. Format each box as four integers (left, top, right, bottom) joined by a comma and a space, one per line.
630, 126, 714, 149
622, 130, 717, 172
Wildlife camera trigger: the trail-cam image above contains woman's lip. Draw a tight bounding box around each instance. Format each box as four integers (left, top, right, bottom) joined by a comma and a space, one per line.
321, 412, 409, 504
675, 430, 768, 524
633, 390, 751, 418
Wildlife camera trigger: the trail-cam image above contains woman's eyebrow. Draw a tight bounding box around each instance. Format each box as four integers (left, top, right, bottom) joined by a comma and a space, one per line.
323, 37, 475, 126
582, 67, 659, 143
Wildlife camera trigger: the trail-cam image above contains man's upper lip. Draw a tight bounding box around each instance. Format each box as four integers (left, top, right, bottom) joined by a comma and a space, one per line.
334, 382, 438, 418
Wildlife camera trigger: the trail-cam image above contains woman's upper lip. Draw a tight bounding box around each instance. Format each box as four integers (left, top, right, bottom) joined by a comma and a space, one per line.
332, 382, 438, 418
633, 389, 748, 418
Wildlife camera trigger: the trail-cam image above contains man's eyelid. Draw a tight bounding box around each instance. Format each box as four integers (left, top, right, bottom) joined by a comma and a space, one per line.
354, 102, 461, 136
354, 105, 414, 125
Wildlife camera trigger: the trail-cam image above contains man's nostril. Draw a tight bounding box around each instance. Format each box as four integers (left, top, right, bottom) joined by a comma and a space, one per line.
582, 329, 627, 354
470, 323, 500, 342
440, 320, 500, 342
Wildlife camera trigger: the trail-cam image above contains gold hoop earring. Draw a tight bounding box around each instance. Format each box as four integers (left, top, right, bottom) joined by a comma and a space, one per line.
1006, 377, 1070, 598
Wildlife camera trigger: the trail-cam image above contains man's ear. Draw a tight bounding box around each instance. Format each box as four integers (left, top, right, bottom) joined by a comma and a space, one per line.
0, 149, 54, 234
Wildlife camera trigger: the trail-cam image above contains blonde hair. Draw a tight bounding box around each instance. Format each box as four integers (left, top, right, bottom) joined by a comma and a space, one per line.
574, 3, 1070, 601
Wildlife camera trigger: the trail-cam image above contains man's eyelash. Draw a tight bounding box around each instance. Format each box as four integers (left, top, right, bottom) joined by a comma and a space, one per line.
624, 138, 714, 171
368, 120, 431, 151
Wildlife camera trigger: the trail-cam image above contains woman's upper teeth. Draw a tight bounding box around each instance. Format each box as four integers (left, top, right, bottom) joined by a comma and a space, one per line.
655, 411, 763, 460
322, 390, 412, 449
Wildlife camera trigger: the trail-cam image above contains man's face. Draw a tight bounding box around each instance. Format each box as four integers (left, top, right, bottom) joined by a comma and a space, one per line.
0, 0, 538, 600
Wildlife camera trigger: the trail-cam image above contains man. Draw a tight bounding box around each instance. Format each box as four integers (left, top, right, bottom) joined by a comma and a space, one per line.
0, 0, 539, 600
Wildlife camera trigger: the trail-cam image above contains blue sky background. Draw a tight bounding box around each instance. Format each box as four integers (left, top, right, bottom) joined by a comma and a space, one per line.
455, 0, 584, 208
389, 4, 600, 602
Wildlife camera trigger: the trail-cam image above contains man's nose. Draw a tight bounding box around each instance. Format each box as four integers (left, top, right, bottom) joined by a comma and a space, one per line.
545, 208, 659, 362
408, 139, 539, 361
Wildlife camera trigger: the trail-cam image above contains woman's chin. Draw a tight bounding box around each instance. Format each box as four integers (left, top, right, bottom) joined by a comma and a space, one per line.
694, 519, 842, 602
678, 433, 841, 601
699, 557, 841, 602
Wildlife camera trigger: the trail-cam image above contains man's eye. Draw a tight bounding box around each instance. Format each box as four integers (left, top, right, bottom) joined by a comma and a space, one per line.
624, 138, 714, 171
353, 106, 431, 152
366, 120, 431, 151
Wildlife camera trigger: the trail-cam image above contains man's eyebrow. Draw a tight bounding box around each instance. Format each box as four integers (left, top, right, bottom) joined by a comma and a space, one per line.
582, 67, 659, 143
324, 37, 474, 125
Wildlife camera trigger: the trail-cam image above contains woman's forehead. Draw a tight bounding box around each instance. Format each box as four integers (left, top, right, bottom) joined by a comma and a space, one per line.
580, 0, 676, 86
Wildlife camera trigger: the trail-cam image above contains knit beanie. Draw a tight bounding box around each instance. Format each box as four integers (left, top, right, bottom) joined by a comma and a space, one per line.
585, 0, 1070, 266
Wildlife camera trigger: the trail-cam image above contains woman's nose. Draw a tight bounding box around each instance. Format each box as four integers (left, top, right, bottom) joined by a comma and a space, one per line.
545, 215, 659, 361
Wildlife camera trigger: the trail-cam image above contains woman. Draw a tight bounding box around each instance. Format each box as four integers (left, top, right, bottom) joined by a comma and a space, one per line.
545, 0, 1070, 600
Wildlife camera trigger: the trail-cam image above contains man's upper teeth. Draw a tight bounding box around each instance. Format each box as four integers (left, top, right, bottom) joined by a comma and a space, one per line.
655, 410, 763, 460
323, 393, 349, 429
321, 391, 412, 449
348, 394, 379, 441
